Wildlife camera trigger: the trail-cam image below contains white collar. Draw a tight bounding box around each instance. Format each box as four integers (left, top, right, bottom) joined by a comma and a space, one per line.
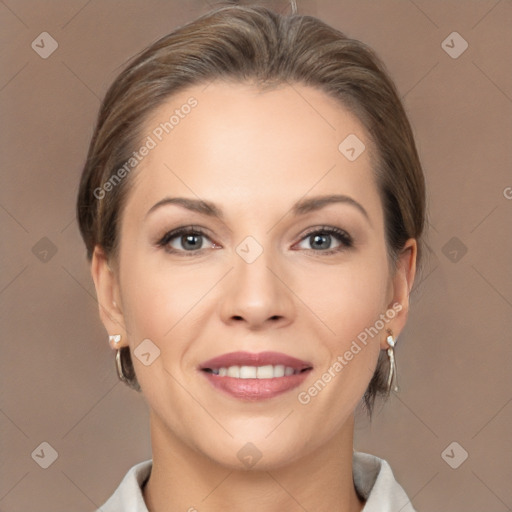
98, 451, 416, 511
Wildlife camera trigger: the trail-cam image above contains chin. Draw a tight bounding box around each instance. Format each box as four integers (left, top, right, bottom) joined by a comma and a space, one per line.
190, 428, 316, 472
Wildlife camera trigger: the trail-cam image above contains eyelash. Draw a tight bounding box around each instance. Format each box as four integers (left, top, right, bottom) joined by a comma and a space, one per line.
156, 225, 354, 256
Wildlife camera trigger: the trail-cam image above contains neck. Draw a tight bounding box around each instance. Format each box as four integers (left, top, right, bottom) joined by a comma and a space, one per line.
143, 412, 365, 512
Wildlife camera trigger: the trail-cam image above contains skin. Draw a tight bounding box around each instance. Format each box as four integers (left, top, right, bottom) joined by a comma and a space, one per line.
91, 81, 417, 512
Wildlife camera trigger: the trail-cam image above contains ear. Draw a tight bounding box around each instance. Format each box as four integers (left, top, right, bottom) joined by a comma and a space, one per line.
381, 238, 417, 349
90, 245, 128, 349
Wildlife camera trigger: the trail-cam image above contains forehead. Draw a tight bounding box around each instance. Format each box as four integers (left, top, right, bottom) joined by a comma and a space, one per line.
126, 80, 380, 218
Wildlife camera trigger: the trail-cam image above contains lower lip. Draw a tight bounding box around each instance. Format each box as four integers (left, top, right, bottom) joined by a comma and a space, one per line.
200, 369, 312, 401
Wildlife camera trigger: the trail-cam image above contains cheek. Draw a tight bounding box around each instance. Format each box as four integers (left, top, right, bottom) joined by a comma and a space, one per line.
296, 253, 390, 339
118, 255, 207, 398
293, 252, 390, 411
120, 251, 213, 340
302, 263, 388, 388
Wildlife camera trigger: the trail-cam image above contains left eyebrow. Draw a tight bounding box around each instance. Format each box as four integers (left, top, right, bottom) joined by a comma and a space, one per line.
291, 194, 371, 226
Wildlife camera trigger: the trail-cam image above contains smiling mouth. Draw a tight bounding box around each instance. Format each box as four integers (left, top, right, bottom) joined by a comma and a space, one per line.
200, 365, 313, 401
202, 365, 312, 379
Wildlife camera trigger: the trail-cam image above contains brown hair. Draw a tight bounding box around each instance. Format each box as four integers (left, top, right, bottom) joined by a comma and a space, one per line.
77, 4, 426, 417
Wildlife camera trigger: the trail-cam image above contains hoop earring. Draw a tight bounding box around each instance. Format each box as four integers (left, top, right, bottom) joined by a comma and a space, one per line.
115, 346, 130, 386
386, 329, 399, 394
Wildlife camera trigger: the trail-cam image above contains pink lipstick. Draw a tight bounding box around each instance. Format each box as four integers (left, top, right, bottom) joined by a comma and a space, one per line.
199, 351, 313, 401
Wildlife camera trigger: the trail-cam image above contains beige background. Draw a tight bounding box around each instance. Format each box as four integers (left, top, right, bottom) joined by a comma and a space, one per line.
1, 1, 511, 511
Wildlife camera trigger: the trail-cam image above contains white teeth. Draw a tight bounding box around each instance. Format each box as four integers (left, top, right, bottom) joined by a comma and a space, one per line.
208, 365, 303, 379
227, 366, 240, 378
256, 365, 274, 379
273, 364, 285, 377
239, 366, 257, 378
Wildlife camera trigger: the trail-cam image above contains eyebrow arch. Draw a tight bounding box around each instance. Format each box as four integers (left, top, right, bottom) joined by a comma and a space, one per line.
146, 194, 370, 225
146, 197, 224, 220
292, 194, 370, 224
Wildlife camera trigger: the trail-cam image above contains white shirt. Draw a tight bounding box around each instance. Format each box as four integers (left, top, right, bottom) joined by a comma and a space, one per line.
97, 451, 416, 511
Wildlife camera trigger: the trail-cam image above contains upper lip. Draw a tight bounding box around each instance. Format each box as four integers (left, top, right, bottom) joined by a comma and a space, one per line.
199, 351, 313, 371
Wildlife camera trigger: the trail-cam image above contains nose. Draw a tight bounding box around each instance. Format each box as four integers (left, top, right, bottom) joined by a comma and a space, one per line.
219, 247, 295, 330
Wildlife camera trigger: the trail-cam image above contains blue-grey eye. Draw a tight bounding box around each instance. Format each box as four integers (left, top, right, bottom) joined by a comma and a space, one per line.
175, 233, 204, 250
300, 232, 339, 250
158, 228, 215, 253
297, 228, 352, 251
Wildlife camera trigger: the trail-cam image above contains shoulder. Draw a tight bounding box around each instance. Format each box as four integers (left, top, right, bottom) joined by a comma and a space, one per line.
353, 451, 417, 512
96, 459, 152, 512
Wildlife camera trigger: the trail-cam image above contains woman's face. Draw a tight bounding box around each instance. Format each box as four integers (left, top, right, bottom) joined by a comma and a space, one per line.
95, 81, 414, 469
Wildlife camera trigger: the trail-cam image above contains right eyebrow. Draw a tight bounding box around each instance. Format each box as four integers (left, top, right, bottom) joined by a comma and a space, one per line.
145, 197, 224, 220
